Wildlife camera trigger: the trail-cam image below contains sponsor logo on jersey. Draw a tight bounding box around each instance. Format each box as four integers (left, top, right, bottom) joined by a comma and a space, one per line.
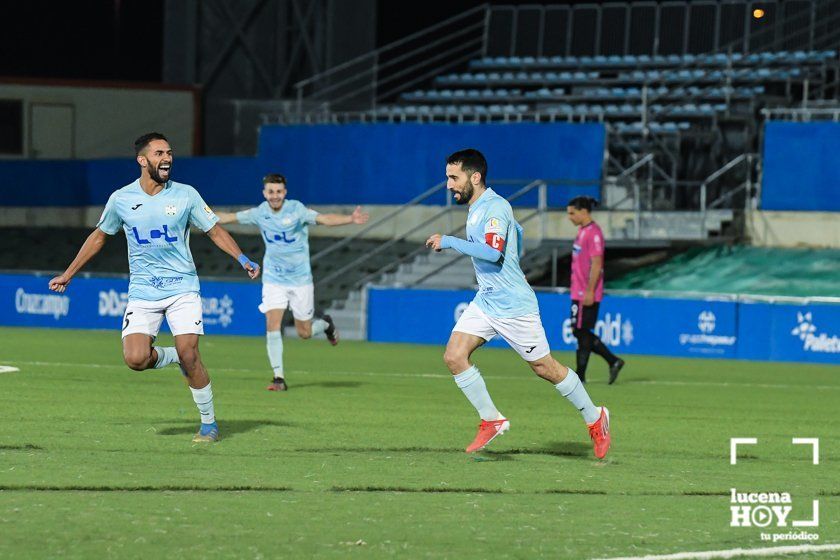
149, 276, 184, 289
263, 230, 297, 244
132, 225, 178, 245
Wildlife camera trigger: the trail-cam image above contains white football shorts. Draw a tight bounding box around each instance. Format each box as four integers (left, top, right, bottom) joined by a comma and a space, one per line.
453, 301, 551, 361
121, 292, 204, 339
259, 282, 315, 321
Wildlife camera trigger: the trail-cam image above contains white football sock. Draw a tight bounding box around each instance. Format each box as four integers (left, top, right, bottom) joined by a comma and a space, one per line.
311, 319, 328, 337
555, 369, 600, 424
453, 365, 503, 421
152, 346, 179, 369
266, 330, 284, 379
189, 382, 215, 424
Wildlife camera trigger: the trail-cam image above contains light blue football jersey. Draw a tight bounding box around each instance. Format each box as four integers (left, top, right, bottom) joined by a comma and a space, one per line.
97, 179, 219, 301
236, 200, 319, 286
466, 188, 539, 318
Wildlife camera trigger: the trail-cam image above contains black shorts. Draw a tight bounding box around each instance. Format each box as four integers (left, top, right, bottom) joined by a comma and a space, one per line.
571, 300, 600, 331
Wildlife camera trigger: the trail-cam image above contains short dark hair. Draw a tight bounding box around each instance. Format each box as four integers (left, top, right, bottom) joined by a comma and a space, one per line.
446, 149, 487, 184
262, 173, 287, 186
134, 132, 169, 155
568, 196, 598, 211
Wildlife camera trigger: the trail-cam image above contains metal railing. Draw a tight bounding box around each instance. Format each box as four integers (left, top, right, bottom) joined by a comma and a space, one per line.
761, 107, 840, 121
310, 180, 449, 264
293, 4, 489, 116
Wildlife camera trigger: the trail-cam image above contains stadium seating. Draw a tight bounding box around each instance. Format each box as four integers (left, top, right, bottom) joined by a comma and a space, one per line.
370, 50, 836, 128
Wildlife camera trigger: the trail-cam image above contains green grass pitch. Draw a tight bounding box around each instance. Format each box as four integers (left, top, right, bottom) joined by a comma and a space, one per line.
0, 326, 837, 559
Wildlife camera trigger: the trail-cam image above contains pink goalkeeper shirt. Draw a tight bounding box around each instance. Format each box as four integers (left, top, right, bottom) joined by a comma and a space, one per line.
570, 221, 605, 302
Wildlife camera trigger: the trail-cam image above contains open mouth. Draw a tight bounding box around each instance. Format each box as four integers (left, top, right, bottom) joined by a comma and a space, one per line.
158, 163, 171, 175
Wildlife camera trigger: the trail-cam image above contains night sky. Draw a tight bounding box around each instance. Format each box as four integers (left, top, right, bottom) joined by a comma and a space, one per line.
1, 0, 570, 83
1, 0, 164, 82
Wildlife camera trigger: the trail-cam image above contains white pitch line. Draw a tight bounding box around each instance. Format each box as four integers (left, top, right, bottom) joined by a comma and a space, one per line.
2, 360, 840, 390
0, 365, 20, 373
592, 543, 840, 560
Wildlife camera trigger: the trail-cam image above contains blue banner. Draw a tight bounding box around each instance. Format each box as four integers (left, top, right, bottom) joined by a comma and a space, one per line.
0, 273, 265, 336
258, 123, 605, 206
737, 300, 840, 364
0, 123, 604, 207
367, 287, 837, 364
762, 122, 840, 211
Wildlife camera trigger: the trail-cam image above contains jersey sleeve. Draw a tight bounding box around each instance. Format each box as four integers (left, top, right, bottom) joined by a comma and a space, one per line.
301, 205, 319, 225
96, 193, 122, 235
235, 207, 258, 225
589, 227, 604, 257
187, 188, 220, 232
482, 202, 511, 252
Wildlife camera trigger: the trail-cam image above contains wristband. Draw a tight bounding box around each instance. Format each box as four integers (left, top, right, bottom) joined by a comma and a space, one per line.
237, 254, 258, 270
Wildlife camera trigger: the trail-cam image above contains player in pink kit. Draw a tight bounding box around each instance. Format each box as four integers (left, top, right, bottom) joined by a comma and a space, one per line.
567, 196, 625, 384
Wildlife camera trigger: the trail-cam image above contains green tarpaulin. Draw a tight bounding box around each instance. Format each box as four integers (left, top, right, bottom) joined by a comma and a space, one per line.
610, 246, 839, 297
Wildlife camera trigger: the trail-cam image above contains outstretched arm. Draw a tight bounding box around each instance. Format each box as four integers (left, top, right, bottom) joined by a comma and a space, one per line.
49, 228, 109, 293
206, 224, 261, 279
315, 206, 369, 227
425, 233, 503, 263
215, 211, 238, 225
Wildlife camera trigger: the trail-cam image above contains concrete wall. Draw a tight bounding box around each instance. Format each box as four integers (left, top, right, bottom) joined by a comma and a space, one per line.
0, 81, 196, 159
747, 211, 840, 248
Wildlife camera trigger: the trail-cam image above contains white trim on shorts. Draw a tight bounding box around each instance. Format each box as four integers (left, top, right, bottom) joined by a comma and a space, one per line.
453, 301, 551, 362
258, 282, 315, 321
121, 292, 204, 339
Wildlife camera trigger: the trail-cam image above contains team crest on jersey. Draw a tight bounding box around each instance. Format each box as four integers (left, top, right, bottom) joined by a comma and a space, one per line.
165, 205, 177, 216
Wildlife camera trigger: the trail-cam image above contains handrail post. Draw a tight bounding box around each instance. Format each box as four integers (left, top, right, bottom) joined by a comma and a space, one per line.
372, 52, 379, 111
633, 179, 641, 240
700, 181, 707, 237
296, 84, 303, 120
745, 153, 754, 214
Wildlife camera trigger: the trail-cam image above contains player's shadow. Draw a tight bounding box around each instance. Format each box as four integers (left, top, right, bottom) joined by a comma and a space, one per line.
156, 419, 294, 439
287, 381, 365, 390
483, 441, 591, 460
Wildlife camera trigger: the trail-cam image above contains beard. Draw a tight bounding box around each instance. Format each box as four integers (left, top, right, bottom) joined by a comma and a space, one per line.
453, 183, 473, 205
148, 163, 169, 184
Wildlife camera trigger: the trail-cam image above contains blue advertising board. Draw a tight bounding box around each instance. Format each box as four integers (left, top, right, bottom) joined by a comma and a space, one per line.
368, 287, 739, 359
2, 274, 838, 365
367, 286, 838, 365
0, 273, 265, 336
737, 300, 840, 364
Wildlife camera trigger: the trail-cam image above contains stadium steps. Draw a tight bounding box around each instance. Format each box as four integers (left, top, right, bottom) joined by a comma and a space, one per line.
393, 252, 476, 288
611, 210, 734, 240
